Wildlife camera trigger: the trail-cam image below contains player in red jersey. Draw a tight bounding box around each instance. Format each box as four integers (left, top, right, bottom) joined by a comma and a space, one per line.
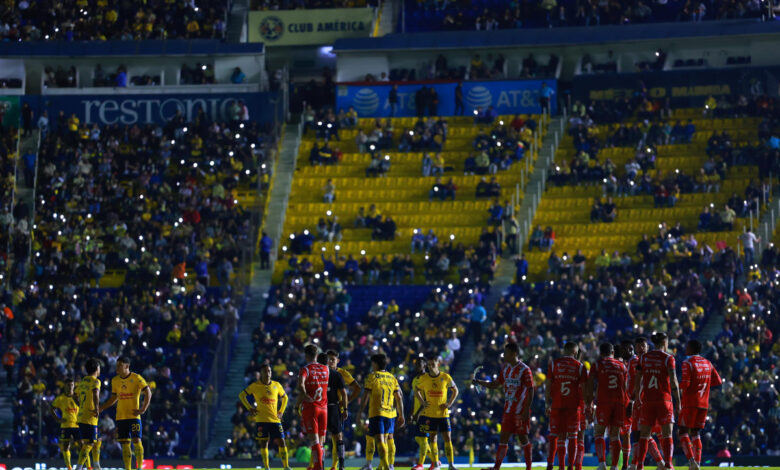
618, 340, 636, 470
545, 342, 587, 470
585, 343, 628, 470
634, 333, 680, 470
678, 340, 722, 470
297, 344, 330, 470
628, 338, 665, 470
472, 342, 534, 470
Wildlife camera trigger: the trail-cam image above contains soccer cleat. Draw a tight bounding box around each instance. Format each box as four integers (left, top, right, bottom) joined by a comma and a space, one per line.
598, 463, 607, 470
656, 462, 666, 470
688, 460, 699, 470
611, 466, 619, 470
285, 468, 293, 470
413, 465, 425, 470
389, 466, 394, 470
430, 461, 442, 470
448, 466, 457, 470
359, 463, 373, 470
628, 466, 636, 470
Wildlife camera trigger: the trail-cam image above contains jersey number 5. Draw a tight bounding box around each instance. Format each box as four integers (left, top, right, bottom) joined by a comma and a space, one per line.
560, 381, 571, 396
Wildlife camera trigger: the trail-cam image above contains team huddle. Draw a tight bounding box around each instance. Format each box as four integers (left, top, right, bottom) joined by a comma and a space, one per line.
241, 332, 720, 470
49, 357, 153, 470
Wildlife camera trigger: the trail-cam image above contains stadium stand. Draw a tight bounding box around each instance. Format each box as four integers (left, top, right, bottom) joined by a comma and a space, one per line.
0, 123, 19, 287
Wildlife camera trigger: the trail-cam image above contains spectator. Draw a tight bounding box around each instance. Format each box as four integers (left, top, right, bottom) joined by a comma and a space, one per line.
323, 179, 336, 203
115, 66, 127, 87
37, 111, 49, 139
740, 227, 759, 266
260, 232, 272, 270
231, 67, 246, 84
539, 82, 554, 114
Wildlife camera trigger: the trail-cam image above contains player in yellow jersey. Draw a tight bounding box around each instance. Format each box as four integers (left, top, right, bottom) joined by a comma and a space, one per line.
357, 353, 405, 470
327, 350, 361, 470
50, 378, 80, 470
239, 363, 291, 470
411, 359, 440, 470
75, 358, 101, 470
99, 357, 152, 470
414, 354, 459, 470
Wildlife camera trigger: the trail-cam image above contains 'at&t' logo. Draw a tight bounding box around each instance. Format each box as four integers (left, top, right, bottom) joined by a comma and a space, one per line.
259, 16, 284, 41
352, 88, 379, 115
465, 86, 492, 109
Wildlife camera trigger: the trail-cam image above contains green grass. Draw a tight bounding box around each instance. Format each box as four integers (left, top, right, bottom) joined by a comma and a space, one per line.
193, 467, 780, 470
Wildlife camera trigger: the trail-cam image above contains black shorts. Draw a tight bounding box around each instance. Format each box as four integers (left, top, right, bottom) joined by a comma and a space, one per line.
418, 416, 451, 433
78, 423, 98, 442
327, 404, 343, 434
256, 422, 284, 440
117, 419, 142, 440
60, 427, 80, 441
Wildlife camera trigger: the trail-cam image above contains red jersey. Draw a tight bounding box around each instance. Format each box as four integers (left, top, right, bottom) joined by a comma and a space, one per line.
638, 350, 675, 403
299, 362, 330, 409
681, 355, 722, 409
592, 357, 628, 404
547, 356, 587, 409
627, 356, 640, 401
497, 361, 534, 415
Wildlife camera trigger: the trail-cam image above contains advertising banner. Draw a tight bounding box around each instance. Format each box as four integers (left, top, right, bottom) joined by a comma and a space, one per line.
0, 95, 20, 128
335, 79, 556, 118
248, 9, 374, 46
572, 66, 780, 106
22, 92, 281, 127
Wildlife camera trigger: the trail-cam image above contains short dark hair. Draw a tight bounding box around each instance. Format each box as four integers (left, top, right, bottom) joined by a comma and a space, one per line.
425, 352, 440, 362
304, 344, 319, 358
316, 353, 328, 365
326, 350, 339, 358
687, 339, 702, 354
634, 336, 648, 345
651, 332, 668, 345
85, 358, 100, 375
504, 342, 520, 354
64, 377, 75, 383
117, 356, 130, 365
600, 342, 614, 356
564, 342, 579, 354
371, 353, 388, 371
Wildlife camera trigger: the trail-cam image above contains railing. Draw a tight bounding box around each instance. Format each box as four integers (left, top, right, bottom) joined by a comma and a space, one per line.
27, 130, 41, 265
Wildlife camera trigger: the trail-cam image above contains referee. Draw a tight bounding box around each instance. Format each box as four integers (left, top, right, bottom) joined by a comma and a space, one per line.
317, 353, 347, 470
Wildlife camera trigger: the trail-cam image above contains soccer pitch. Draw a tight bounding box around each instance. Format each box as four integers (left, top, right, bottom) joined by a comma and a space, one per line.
193, 467, 779, 470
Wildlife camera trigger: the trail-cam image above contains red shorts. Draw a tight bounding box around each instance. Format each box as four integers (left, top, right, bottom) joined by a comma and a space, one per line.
578, 406, 586, 430
679, 407, 707, 430
501, 412, 530, 436
620, 404, 632, 435
596, 402, 626, 428
301, 405, 327, 436
550, 407, 580, 435
639, 401, 674, 428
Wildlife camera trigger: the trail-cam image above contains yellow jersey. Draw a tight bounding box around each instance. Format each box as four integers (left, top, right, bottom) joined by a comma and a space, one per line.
76, 376, 101, 426
52, 394, 79, 428
240, 380, 287, 423
411, 374, 425, 416
416, 372, 454, 418
338, 367, 356, 386
364, 371, 399, 419
110, 372, 149, 421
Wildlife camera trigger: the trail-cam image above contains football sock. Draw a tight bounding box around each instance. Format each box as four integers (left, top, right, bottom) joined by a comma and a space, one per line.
280, 445, 290, 468
367, 436, 376, 463
260, 447, 270, 469
660, 437, 673, 468
337, 439, 345, 469
430, 440, 439, 464
388, 438, 396, 466
331, 437, 338, 469
523, 443, 533, 470
61, 444, 72, 470
121, 443, 132, 470
91, 440, 102, 470
631, 443, 639, 465
569, 437, 579, 467
576, 439, 585, 470
78, 443, 93, 468
444, 441, 454, 467
134, 441, 144, 470
595, 437, 606, 463
692, 436, 702, 463
416, 437, 430, 466
637, 438, 649, 470
679, 434, 693, 460
494, 443, 508, 469
648, 439, 662, 463
611, 439, 622, 467
622, 440, 631, 469
546, 434, 557, 467
313, 443, 324, 470
377, 441, 389, 470
556, 438, 566, 470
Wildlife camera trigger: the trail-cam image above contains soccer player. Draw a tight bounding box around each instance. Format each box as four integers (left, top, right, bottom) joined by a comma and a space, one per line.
50, 378, 80, 470
239, 363, 291, 470
411, 358, 440, 470
585, 343, 628, 470
318, 353, 347, 470
618, 341, 635, 470
472, 342, 534, 470
298, 344, 331, 470
627, 337, 665, 470
98, 357, 151, 470
678, 340, 722, 470
414, 354, 459, 470
327, 350, 361, 470
357, 353, 405, 470
633, 333, 680, 470
546, 342, 587, 470
75, 358, 101, 470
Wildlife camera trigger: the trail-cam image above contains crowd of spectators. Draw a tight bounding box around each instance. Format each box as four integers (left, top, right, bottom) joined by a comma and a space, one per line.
252, 0, 376, 10
0, 0, 228, 41
405, 0, 767, 33
0, 106, 277, 458
0, 121, 19, 284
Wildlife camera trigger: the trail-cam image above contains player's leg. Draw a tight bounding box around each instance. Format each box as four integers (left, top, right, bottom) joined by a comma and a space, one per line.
519, 433, 533, 470
576, 429, 585, 470
259, 438, 271, 470
414, 423, 430, 469
620, 430, 631, 470
609, 426, 622, 470
659, 423, 673, 470
60, 438, 73, 470
132, 437, 144, 470
120, 440, 133, 470
547, 409, 559, 470
375, 433, 389, 470
647, 435, 664, 467
556, 432, 567, 470
336, 431, 346, 470
484, 430, 511, 470
636, 425, 652, 470
678, 425, 694, 468
387, 434, 396, 469
429, 435, 441, 470
364, 435, 376, 470
594, 425, 607, 467
443, 427, 456, 470
91, 438, 102, 470
76, 439, 94, 470
689, 429, 702, 465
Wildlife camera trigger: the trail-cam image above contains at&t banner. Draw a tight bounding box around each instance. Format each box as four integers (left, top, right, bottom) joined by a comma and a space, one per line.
248, 8, 375, 46
335, 79, 556, 117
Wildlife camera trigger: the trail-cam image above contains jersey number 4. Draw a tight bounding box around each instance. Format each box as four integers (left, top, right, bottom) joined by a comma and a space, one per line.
647, 376, 659, 389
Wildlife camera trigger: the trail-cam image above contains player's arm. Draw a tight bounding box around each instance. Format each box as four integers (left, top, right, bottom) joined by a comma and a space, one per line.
48, 401, 63, 423
521, 378, 534, 421
394, 387, 405, 429
544, 362, 554, 414
473, 377, 502, 390
278, 390, 288, 419
297, 371, 313, 402
138, 386, 152, 416
584, 368, 596, 408
347, 380, 362, 404
445, 378, 459, 409
336, 375, 348, 414
680, 360, 691, 393
356, 386, 370, 428
293, 395, 304, 416
668, 361, 681, 415
91, 387, 100, 418
238, 388, 256, 413
100, 393, 119, 413
633, 366, 642, 402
